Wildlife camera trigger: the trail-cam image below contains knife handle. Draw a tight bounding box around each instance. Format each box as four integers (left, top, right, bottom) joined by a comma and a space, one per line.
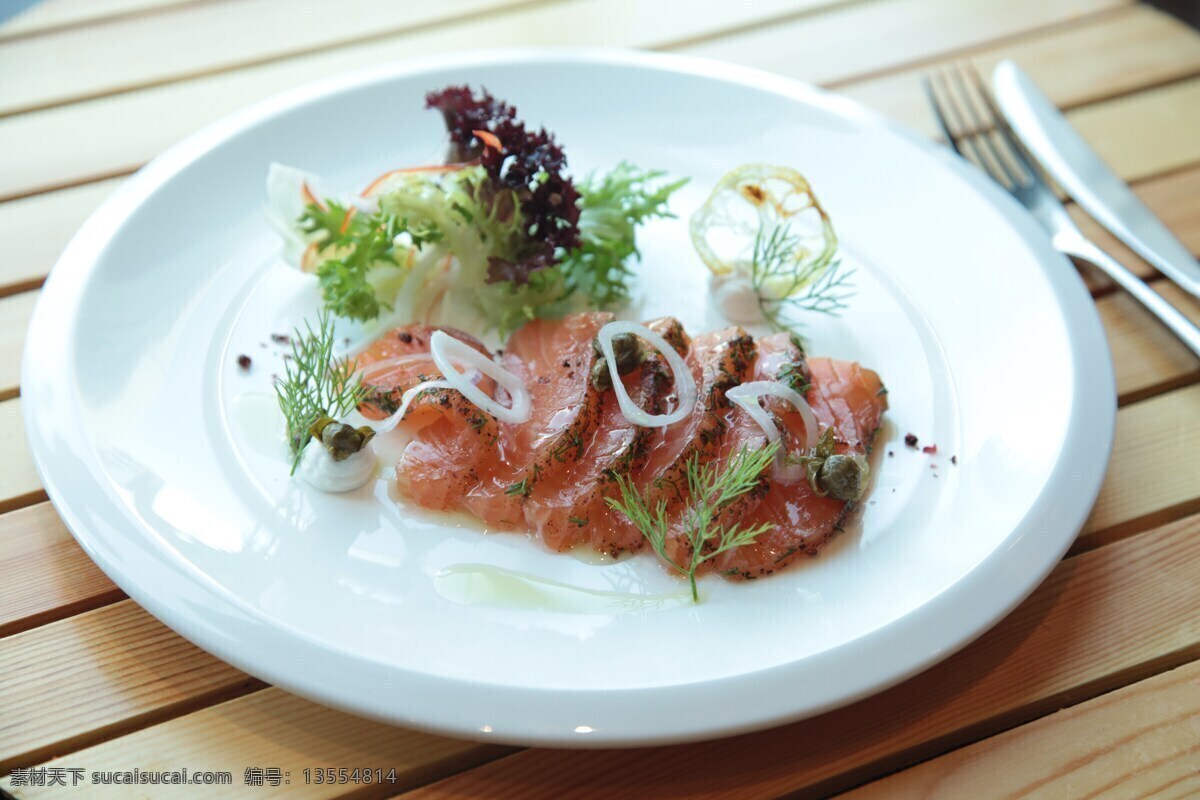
1056, 234, 1200, 360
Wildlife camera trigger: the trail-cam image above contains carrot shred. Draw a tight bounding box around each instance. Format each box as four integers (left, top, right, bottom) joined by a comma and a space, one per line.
300, 241, 320, 272
339, 205, 358, 234
472, 129, 503, 151
360, 160, 480, 197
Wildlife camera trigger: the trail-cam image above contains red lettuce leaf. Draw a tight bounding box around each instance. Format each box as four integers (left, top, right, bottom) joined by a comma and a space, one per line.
426, 86, 581, 285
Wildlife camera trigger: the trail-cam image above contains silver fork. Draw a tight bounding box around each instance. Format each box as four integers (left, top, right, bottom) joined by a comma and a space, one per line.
924, 64, 1200, 359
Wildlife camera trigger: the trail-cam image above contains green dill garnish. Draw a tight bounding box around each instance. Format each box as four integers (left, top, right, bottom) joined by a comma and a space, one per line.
505, 479, 531, 498
274, 311, 366, 474
568, 516, 588, 527
606, 442, 779, 602
751, 220, 854, 334
300, 201, 442, 322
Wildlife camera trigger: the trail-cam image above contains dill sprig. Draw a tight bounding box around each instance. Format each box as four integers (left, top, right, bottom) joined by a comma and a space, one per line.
751, 220, 855, 334
274, 310, 366, 474
606, 442, 779, 602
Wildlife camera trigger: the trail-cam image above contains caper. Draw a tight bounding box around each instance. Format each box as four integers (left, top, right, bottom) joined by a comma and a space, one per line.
817, 454, 869, 501
309, 416, 375, 461
590, 333, 642, 391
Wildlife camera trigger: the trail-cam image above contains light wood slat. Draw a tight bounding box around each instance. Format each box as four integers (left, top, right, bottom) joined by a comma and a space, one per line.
679, 0, 1128, 88
0, 600, 262, 774
0, 291, 35, 398
1102, 280, 1200, 405
0, 0, 200, 42
0, 0, 542, 116
0, 399, 42, 513
0, 178, 119, 295
1080, 383, 1200, 549
0, 0, 1118, 201
837, 658, 1200, 799
842, 4, 1200, 136
0, 503, 122, 638
391, 513, 1200, 800
1073, 79, 1200, 186
2, 688, 516, 800
0, 0, 846, 119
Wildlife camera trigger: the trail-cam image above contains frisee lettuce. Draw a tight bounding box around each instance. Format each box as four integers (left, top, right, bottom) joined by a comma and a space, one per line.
295, 162, 684, 336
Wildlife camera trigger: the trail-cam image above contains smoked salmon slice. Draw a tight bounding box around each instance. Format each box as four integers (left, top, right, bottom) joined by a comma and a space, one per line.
355, 314, 886, 580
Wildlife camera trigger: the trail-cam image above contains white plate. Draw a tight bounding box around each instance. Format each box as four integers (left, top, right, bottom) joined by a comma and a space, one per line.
23, 49, 1114, 747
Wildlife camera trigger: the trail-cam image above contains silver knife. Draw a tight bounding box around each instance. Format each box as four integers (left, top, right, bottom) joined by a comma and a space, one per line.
993, 60, 1200, 298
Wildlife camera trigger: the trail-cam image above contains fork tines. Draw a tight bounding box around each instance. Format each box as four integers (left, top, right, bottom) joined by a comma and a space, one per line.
924, 63, 1039, 190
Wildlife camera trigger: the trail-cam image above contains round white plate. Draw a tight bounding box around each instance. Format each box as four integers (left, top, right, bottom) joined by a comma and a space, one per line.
23, 49, 1114, 747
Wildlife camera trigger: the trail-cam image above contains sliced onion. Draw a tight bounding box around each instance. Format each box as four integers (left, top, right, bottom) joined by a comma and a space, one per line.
429, 330, 531, 424
596, 321, 697, 428
726, 381, 820, 483
368, 379, 453, 435
726, 381, 818, 451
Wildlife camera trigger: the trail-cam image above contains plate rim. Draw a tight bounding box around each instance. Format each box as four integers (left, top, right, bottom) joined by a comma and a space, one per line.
22, 46, 1116, 747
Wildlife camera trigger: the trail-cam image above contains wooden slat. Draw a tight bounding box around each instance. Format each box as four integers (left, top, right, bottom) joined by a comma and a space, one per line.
0, 0, 200, 42
1071, 78, 1200, 186
1102, 279, 1200, 405
0, 0, 850, 119
838, 659, 1200, 799
0, 0, 1119, 200
0, 178, 118, 295
842, 4, 1200, 135
1079, 383, 1200, 550
680, 0, 1128, 89
2, 688, 516, 800
0, 600, 261, 774
0, 0, 544, 116
0, 291, 35, 398
0, 503, 122, 638
0, 399, 42, 513
391, 513, 1200, 800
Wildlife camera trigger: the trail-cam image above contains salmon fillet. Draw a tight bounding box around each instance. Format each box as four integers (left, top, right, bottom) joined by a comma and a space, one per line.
356, 315, 886, 580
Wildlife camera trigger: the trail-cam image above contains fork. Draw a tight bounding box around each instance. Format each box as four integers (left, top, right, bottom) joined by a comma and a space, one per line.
924, 64, 1200, 359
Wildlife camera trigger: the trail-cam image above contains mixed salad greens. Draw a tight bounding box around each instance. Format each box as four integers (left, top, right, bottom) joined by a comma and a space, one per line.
270, 86, 685, 337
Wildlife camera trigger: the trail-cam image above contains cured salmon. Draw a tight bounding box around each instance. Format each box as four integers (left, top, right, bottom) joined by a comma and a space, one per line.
357, 314, 887, 579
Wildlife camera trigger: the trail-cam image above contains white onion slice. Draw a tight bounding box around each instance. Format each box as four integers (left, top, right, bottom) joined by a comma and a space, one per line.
726, 381, 819, 451
596, 321, 697, 428
429, 330, 531, 424
726, 381, 820, 483
369, 379, 454, 435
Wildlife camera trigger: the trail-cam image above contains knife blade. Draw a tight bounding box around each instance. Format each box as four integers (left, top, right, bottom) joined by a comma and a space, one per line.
993, 59, 1200, 298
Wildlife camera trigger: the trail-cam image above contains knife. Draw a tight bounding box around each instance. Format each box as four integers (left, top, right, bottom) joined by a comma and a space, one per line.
993, 60, 1200, 298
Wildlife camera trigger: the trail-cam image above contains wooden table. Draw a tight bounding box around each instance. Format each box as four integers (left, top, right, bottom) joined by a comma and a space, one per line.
2, 1, 1199, 797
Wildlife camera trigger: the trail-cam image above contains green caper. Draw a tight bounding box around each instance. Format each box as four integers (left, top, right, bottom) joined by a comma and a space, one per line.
591, 333, 642, 391
817, 454, 870, 501
309, 415, 375, 462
